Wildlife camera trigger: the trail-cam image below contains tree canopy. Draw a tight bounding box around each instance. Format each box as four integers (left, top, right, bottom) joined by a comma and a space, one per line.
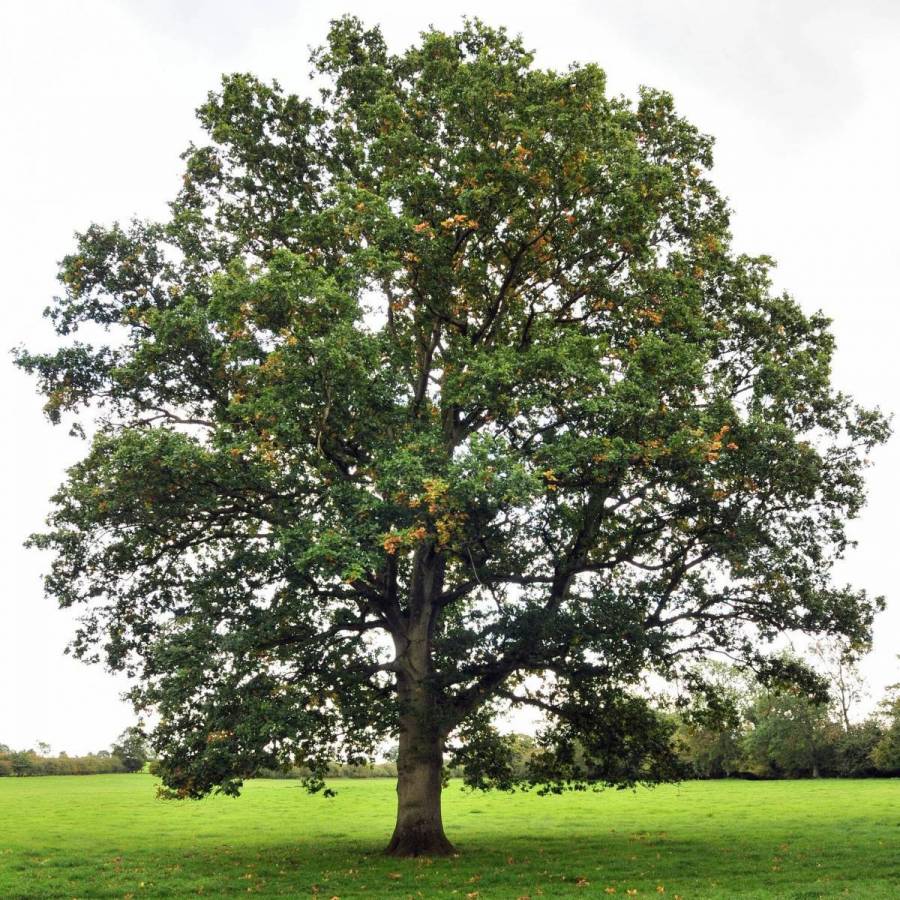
111, 726, 151, 773
16, 17, 888, 855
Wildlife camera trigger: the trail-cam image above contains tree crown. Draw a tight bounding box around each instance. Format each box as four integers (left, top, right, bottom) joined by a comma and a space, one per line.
16, 16, 888, 798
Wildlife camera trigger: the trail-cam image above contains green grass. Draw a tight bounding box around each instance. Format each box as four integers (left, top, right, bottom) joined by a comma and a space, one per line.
0, 776, 898, 898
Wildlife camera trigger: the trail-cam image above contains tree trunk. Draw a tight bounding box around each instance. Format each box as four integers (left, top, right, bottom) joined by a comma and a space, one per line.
385, 543, 455, 857
385, 675, 455, 856
385, 736, 455, 857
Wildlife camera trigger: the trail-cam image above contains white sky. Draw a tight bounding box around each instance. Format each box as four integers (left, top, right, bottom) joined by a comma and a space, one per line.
1, 1, 898, 755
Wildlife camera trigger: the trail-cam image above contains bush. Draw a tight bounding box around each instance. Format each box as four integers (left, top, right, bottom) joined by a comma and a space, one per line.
872, 721, 900, 774
833, 721, 883, 777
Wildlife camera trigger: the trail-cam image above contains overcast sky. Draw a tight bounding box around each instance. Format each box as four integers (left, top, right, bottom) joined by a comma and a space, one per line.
2, 1, 898, 755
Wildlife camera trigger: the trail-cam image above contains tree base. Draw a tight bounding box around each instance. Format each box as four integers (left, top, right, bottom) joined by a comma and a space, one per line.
384, 826, 457, 857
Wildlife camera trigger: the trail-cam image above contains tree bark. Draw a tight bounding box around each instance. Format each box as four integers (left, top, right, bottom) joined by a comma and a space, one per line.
385, 724, 455, 857
385, 543, 455, 857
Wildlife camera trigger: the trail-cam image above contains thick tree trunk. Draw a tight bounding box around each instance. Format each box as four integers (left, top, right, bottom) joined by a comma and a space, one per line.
385, 735, 455, 857
385, 543, 455, 857
385, 670, 455, 855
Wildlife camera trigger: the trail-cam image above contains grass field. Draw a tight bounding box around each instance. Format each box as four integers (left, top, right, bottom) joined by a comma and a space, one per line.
0, 776, 898, 898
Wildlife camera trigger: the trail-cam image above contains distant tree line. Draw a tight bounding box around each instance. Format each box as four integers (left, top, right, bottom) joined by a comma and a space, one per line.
253, 659, 900, 784
437, 649, 900, 786
253, 760, 401, 780
670, 655, 900, 780
5, 652, 899, 783
0, 727, 150, 777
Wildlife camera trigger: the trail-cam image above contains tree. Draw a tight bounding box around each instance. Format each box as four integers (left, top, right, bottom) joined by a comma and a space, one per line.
832, 719, 882, 777
742, 687, 838, 778
10, 751, 35, 777
872, 677, 900, 773
15, 17, 888, 855
674, 662, 751, 778
810, 638, 867, 732
111, 726, 150, 773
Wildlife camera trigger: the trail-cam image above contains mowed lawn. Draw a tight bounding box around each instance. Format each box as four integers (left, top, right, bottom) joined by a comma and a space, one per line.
0, 776, 898, 898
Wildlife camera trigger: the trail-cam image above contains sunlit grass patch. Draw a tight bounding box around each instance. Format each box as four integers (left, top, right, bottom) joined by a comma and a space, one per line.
0, 776, 897, 897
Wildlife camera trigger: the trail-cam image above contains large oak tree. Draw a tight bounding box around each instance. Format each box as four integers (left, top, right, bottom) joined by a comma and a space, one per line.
17, 18, 888, 855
